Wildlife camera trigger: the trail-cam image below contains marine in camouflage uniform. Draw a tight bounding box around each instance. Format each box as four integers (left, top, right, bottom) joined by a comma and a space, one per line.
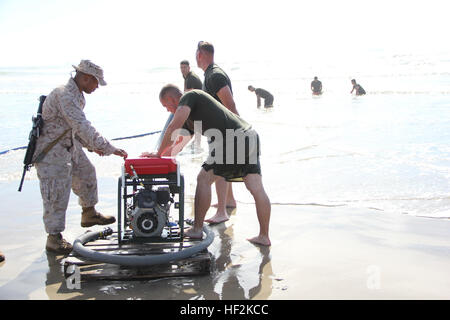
34, 60, 128, 254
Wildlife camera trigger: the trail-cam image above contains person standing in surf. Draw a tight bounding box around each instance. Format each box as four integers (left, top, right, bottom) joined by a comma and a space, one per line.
311, 77, 323, 95
196, 41, 238, 224
248, 85, 274, 108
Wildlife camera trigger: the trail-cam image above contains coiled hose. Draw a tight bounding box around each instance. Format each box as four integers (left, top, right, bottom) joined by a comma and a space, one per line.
72, 225, 214, 267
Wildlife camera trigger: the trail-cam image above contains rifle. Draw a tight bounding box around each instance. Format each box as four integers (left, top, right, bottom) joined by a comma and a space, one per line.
18, 95, 46, 192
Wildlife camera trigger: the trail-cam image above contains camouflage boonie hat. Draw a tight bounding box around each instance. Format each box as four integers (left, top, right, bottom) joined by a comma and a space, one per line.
72, 60, 107, 86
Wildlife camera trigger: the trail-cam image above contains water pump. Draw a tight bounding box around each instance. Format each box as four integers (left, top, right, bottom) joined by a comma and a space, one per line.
117, 157, 185, 244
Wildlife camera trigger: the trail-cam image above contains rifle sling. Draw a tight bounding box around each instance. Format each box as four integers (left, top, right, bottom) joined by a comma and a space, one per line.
34, 129, 71, 164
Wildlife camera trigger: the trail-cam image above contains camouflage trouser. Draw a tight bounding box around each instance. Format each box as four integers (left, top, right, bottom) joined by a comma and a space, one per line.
36, 150, 98, 234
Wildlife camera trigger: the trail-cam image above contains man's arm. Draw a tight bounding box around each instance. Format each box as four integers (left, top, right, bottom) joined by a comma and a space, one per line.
216, 85, 239, 115
156, 106, 192, 157
256, 95, 261, 107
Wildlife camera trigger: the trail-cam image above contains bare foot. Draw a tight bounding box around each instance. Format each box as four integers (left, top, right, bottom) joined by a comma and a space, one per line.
185, 227, 203, 239
205, 211, 229, 225
247, 235, 271, 246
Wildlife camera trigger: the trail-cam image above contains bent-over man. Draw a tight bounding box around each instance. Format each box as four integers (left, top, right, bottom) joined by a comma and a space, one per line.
141, 85, 271, 246
248, 85, 274, 108
350, 79, 366, 95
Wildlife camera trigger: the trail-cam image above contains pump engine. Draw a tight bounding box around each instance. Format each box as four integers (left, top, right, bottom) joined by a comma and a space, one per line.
128, 187, 173, 238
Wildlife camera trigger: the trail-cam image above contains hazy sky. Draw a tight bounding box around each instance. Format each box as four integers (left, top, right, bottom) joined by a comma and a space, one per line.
0, 0, 449, 68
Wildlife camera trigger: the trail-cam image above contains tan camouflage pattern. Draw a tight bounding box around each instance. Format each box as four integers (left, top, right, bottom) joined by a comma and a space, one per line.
36, 162, 72, 234
73, 60, 107, 86
33, 78, 116, 164
34, 77, 116, 234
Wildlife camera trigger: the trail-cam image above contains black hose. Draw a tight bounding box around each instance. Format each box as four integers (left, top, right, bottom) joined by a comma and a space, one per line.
72, 226, 214, 266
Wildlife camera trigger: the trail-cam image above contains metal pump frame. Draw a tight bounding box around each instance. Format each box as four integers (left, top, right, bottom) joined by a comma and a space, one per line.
117, 163, 184, 245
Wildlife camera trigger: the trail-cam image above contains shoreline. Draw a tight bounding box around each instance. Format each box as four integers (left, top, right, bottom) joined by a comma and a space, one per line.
0, 178, 449, 299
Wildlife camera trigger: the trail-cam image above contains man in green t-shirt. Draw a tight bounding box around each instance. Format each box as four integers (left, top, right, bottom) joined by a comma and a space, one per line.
311, 77, 323, 95
350, 79, 366, 95
196, 41, 239, 224
248, 85, 274, 108
180, 60, 202, 92
141, 84, 271, 246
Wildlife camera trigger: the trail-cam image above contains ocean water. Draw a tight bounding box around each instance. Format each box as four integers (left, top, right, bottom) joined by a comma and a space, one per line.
1, 50, 450, 218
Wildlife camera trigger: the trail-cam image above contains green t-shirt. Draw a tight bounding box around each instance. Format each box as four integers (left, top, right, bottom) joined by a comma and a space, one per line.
203, 63, 233, 102
255, 88, 273, 100
184, 71, 203, 90
179, 90, 250, 138
311, 80, 322, 92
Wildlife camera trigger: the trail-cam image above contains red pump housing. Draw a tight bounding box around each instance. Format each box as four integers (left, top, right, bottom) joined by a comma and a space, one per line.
124, 157, 178, 176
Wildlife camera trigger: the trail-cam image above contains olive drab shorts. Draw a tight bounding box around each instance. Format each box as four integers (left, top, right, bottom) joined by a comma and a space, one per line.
36, 150, 98, 234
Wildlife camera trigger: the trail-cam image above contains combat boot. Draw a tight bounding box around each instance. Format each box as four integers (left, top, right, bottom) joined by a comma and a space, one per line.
46, 233, 73, 254
81, 206, 116, 227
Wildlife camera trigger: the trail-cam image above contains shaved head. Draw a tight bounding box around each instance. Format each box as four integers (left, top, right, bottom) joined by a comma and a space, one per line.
159, 84, 182, 100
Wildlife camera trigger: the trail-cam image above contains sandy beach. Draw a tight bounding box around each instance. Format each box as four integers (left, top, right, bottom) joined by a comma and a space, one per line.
0, 176, 449, 300
1, 0, 450, 306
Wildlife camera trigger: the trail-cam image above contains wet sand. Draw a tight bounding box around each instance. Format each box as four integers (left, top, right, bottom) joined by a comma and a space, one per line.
0, 177, 450, 300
